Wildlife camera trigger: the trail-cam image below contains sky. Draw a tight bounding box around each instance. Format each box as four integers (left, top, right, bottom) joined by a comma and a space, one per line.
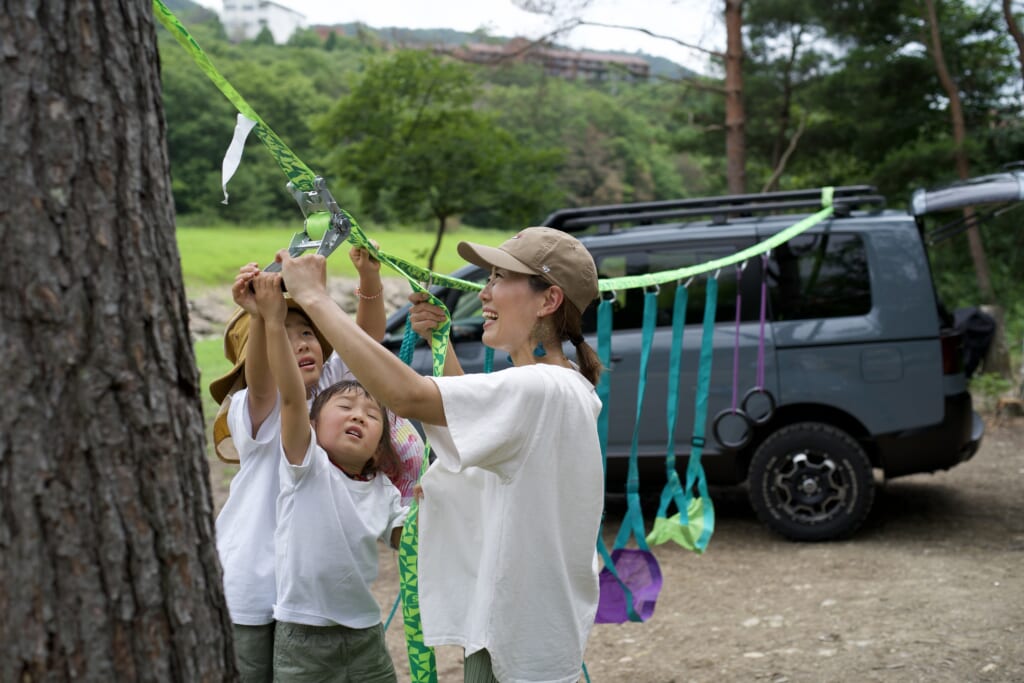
191, 0, 725, 73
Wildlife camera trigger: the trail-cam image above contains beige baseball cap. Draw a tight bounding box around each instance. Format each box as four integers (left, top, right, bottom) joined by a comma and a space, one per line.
457, 227, 598, 313
207, 301, 333, 464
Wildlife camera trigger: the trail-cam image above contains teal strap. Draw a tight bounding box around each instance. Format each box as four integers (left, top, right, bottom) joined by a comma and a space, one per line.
687, 277, 718, 551
595, 297, 613, 459
655, 284, 691, 520
612, 290, 657, 553
594, 298, 641, 623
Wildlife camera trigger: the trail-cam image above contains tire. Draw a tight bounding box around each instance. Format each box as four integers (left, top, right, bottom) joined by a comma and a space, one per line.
748, 422, 874, 541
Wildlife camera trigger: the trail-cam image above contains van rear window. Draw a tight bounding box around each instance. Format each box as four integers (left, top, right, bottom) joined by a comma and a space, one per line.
768, 233, 872, 321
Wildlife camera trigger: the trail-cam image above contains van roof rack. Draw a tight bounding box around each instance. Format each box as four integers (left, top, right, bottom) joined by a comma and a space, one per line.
542, 185, 886, 233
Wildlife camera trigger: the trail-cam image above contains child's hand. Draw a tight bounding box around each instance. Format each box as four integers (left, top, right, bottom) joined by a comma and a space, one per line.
231, 262, 261, 315
251, 272, 287, 324
350, 240, 380, 277
413, 484, 424, 502
408, 292, 448, 340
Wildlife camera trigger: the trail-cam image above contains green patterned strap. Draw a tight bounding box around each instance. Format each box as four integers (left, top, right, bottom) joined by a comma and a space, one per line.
397, 445, 438, 682
153, 0, 316, 191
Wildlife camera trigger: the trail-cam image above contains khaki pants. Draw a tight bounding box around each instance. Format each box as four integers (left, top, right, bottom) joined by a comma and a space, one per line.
464, 649, 500, 683
233, 622, 274, 683
273, 621, 396, 683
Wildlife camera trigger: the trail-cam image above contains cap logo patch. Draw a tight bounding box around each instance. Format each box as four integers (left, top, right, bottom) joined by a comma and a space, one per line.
541, 265, 551, 273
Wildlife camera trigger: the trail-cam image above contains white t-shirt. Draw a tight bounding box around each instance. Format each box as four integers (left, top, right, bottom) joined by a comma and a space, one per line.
420, 364, 604, 683
215, 353, 352, 625
274, 429, 408, 628
216, 388, 283, 625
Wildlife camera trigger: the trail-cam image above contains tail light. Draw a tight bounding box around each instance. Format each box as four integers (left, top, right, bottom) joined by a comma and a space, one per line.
941, 331, 964, 375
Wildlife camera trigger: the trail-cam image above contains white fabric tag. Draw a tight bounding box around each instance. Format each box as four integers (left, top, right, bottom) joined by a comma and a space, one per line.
221, 113, 258, 204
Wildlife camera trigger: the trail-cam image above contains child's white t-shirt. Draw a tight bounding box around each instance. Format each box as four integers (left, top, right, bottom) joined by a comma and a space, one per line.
273, 429, 408, 628
419, 364, 604, 683
215, 353, 352, 625
216, 387, 283, 625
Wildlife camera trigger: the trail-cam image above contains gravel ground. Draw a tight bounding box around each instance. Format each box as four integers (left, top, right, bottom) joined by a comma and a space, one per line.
197, 282, 1024, 683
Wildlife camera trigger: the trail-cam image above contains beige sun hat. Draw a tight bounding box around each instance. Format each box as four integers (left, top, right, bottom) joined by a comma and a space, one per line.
457, 226, 599, 313
208, 300, 333, 463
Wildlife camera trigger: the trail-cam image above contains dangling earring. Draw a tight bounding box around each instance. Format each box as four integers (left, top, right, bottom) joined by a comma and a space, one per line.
533, 342, 547, 358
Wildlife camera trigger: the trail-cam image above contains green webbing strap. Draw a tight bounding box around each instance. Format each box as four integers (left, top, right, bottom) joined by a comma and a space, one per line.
396, 445, 437, 682
593, 297, 641, 622
612, 290, 657, 554
153, 0, 316, 191
154, 4, 442, 676
597, 188, 835, 292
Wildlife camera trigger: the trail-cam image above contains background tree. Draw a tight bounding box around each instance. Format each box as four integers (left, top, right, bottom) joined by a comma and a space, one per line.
0, 0, 235, 679
514, 0, 750, 193
1005, 0, 1024, 80
316, 50, 562, 270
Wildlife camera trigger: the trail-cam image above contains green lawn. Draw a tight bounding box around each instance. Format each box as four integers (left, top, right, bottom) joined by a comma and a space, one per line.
177, 223, 507, 290
180, 222, 507, 427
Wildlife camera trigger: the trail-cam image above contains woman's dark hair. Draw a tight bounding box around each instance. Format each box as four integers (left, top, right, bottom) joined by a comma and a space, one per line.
528, 275, 603, 386
310, 380, 400, 479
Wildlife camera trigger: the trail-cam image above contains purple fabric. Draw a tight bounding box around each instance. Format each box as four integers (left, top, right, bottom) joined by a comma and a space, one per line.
731, 264, 743, 412
595, 548, 663, 623
757, 253, 768, 389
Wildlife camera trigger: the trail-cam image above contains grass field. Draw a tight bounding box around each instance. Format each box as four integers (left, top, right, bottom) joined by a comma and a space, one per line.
179, 222, 506, 428
177, 223, 507, 290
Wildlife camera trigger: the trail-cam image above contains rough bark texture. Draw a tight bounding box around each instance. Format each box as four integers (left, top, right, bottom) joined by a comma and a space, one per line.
0, 0, 236, 680
724, 0, 747, 195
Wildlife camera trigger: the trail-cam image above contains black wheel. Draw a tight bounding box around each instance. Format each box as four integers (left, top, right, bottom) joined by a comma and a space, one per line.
748, 422, 874, 541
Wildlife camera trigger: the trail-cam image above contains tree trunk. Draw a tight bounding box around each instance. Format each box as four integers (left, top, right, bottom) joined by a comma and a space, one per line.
0, 1, 236, 680
1003, 0, 1024, 82
724, 0, 747, 195
923, 0, 995, 302
428, 214, 448, 275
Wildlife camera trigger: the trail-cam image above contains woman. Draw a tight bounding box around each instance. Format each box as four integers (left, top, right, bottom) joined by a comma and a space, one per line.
279, 226, 604, 683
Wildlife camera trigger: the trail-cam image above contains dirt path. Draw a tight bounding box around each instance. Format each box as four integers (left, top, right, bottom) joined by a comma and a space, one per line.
360, 421, 1024, 683
197, 283, 1024, 682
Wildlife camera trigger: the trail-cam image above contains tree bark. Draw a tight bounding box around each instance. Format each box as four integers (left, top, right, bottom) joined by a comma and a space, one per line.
1003, 0, 1024, 82
923, 0, 994, 302
0, 1, 236, 680
724, 0, 747, 194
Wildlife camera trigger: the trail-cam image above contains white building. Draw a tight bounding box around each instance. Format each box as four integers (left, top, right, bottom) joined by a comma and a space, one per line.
220, 0, 306, 44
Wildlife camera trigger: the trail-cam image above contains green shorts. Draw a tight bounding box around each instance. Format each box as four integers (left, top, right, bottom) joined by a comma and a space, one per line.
232, 622, 274, 683
464, 648, 500, 683
273, 621, 397, 683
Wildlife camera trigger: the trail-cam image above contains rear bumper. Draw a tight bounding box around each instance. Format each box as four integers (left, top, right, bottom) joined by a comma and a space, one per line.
876, 391, 983, 478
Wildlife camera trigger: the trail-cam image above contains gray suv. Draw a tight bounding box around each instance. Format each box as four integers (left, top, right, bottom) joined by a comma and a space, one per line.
383, 174, 1020, 540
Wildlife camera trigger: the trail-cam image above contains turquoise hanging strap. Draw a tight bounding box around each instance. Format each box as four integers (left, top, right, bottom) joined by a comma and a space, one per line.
593, 296, 641, 623
645, 282, 701, 547
611, 289, 658, 554
677, 276, 720, 552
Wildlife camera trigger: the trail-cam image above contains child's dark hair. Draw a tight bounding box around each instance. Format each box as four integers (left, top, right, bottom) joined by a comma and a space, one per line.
310, 380, 400, 480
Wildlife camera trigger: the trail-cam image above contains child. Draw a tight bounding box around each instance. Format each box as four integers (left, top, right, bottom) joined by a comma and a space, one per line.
211, 247, 421, 683
278, 227, 604, 683
253, 273, 406, 683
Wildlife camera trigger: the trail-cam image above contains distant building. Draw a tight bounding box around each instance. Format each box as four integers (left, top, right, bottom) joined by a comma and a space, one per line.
444, 38, 650, 83
220, 0, 306, 43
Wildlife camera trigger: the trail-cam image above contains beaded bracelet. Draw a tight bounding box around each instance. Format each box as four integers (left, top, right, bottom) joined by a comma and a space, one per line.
355, 286, 383, 301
